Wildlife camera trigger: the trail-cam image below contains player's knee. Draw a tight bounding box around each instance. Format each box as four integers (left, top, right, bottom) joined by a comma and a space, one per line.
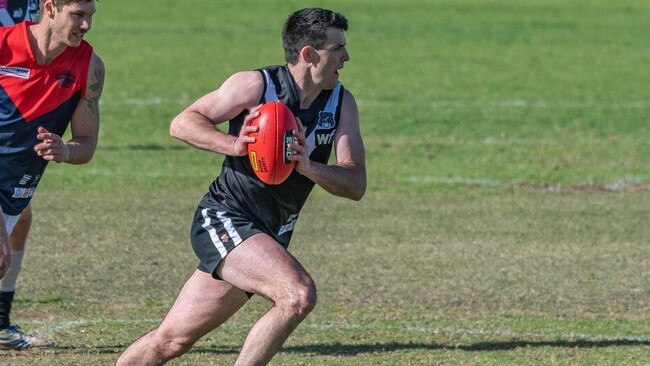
150, 329, 195, 360
283, 277, 317, 319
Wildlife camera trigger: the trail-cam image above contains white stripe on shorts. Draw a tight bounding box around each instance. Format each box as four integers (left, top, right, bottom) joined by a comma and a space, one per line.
216, 211, 243, 246
201, 208, 228, 258
200, 208, 244, 259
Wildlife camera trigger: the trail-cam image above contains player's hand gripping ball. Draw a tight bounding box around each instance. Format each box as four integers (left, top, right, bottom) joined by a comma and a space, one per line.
247, 101, 298, 185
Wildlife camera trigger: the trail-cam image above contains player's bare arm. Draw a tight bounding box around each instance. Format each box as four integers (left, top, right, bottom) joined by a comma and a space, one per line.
170, 71, 263, 156
33, 53, 104, 164
290, 89, 366, 201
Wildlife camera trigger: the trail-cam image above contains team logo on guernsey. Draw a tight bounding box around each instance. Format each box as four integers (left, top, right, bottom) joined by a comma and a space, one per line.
0, 66, 30, 79
314, 111, 336, 146
56, 70, 76, 88
317, 111, 335, 129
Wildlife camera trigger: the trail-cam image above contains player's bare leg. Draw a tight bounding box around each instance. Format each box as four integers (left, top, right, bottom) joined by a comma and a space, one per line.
9, 205, 31, 252
217, 233, 317, 366
116, 233, 316, 366
1, 205, 51, 349
115, 270, 249, 365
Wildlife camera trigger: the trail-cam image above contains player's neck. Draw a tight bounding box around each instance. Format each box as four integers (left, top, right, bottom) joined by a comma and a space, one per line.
288, 64, 320, 109
27, 23, 67, 65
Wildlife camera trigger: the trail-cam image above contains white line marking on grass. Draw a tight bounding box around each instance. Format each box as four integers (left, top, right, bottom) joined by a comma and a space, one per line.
23, 318, 650, 344
25, 318, 162, 335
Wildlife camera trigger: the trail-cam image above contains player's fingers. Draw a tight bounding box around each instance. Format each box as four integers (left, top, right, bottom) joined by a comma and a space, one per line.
242, 124, 258, 134
292, 129, 306, 145
36, 128, 64, 145
250, 104, 263, 113
288, 139, 306, 156
36, 126, 54, 139
34, 145, 51, 156
294, 117, 305, 134
36, 133, 52, 142
35, 146, 64, 160
244, 107, 261, 125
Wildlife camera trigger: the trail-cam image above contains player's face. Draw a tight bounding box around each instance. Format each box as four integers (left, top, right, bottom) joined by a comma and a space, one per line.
313, 28, 350, 89
51, 1, 96, 47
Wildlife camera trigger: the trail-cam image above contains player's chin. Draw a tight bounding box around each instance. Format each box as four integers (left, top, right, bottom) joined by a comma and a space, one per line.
68, 33, 85, 47
323, 75, 339, 89
68, 39, 83, 47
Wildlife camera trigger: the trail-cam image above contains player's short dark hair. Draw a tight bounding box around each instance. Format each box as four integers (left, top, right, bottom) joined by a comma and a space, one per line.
40, 0, 93, 10
282, 7, 348, 64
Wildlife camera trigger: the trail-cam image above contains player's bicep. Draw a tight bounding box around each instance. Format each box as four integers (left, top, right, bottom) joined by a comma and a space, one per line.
81, 53, 105, 120
71, 54, 104, 139
186, 71, 263, 125
334, 90, 365, 169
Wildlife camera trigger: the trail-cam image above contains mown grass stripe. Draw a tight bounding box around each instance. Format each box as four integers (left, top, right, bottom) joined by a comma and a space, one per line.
24, 318, 650, 344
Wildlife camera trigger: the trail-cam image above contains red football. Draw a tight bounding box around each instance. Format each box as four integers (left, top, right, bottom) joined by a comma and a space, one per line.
247, 101, 298, 185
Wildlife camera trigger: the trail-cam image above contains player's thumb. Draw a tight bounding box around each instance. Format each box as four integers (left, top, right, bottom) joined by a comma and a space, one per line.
37, 126, 49, 135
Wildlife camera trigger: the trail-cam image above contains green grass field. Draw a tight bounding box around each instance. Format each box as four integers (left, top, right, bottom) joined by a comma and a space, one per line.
4, 0, 649, 364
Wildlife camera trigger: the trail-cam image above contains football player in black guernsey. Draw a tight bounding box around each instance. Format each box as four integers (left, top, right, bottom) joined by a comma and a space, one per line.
117, 7, 366, 366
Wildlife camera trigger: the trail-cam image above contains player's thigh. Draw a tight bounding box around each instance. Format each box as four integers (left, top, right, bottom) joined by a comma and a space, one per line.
10, 205, 32, 249
216, 233, 315, 302
156, 269, 249, 342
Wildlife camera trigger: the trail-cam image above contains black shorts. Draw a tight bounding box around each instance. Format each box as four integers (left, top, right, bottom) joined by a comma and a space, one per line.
190, 205, 289, 278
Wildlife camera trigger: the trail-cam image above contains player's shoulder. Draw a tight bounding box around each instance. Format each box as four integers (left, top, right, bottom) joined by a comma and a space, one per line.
340, 86, 357, 109
89, 52, 105, 74
341, 86, 354, 99
230, 69, 264, 84
83, 52, 105, 97
221, 70, 264, 101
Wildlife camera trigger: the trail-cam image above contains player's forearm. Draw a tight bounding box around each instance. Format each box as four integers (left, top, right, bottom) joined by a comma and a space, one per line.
170, 112, 239, 156
304, 162, 366, 201
64, 136, 97, 164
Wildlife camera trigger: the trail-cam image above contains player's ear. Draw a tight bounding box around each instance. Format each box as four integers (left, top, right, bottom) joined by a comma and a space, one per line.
42, 0, 55, 18
300, 46, 319, 64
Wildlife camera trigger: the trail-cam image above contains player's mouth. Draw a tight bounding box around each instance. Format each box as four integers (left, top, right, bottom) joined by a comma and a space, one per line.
71, 30, 86, 40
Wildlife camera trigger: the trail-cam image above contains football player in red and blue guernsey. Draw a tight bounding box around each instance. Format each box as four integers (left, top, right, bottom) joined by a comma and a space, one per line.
0, 0, 38, 350
0, 0, 104, 349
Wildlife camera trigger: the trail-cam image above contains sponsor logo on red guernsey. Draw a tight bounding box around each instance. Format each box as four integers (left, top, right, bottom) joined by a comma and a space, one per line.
0, 65, 30, 79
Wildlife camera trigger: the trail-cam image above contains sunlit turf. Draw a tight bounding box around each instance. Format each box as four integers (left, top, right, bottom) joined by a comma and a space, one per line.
6, 0, 649, 364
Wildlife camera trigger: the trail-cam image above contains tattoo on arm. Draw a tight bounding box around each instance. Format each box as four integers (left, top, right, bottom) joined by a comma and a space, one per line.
89, 65, 105, 94
85, 58, 105, 116
85, 95, 100, 115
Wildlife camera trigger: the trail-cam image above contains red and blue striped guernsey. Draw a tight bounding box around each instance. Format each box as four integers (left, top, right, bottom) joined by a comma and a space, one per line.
0, 21, 93, 215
